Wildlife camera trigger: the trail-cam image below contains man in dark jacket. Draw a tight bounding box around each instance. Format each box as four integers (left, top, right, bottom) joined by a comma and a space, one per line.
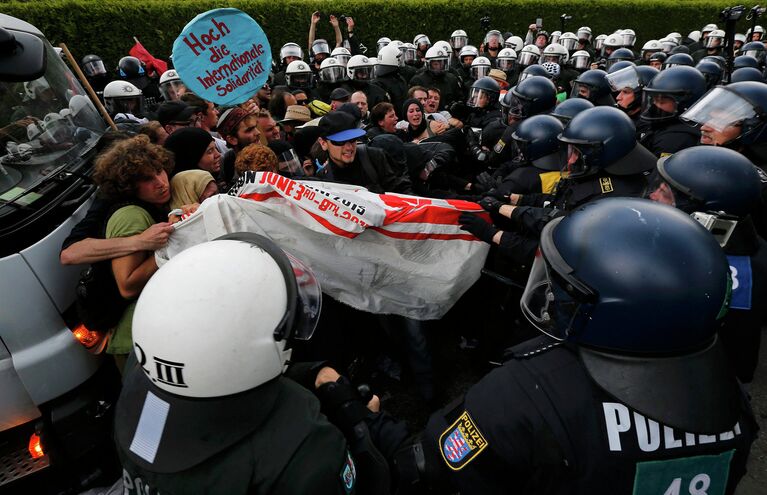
315, 111, 412, 194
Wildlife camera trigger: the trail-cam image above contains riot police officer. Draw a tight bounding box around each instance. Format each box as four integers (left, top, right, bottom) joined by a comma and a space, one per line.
347, 55, 390, 109
646, 146, 767, 384
606, 65, 659, 122
638, 66, 705, 157
115, 234, 390, 494
570, 69, 615, 106
409, 45, 463, 109
372, 44, 409, 118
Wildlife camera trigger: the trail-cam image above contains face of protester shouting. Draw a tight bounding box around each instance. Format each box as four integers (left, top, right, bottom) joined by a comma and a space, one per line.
198, 141, 222, 174
380, 109, 398, 133
425, 91, 440, 113
320, 137, 357, 167
407, 103, 424, 128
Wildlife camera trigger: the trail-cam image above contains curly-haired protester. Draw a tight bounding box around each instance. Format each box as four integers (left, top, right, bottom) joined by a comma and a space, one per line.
234, 143, 279, 176
92, 134, 175, 372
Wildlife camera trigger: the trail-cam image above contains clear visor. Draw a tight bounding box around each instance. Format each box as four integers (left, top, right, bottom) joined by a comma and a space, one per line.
377, 42, 389, 53
497, 58, 516, 71
403, 49, 418, 63
429, 59, 448, 73
594, 38, 605, 50
105, 96, 145, 117
661, 41, 677, 53
606, 66, 639, 91
351, 66, 374, 81
561, 38, 578, 51
320, 66, 347, 83
452, 36, 468, 49
571, 55, 591, 70
467, 88, 491, 108
578, 30, 592, 41
641, 91, 681, 120
743, 49, 763, 59
284, 252, 322, 341
471, 65, 490, 79
504, 93, 527, 117
281, 48, 303, 60
486, 34, 502, 46
606, 57, 631, 70
278, 149, 303, 177
704, 36, 723, 48
571, 82, 592, 100
543, 54, 563, 64
518, 51, 539, 66
551, 34, 562, 44
312, 41, 330, 56
621, 33, 636, 46
160, 80, 187, 102
334, 54, 350, 66
287, 72, 313, 88
680, 87, 756, 131
83, 60, 106, 77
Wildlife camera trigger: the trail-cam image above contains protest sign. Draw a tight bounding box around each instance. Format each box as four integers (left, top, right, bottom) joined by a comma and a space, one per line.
172, 8, 271, 106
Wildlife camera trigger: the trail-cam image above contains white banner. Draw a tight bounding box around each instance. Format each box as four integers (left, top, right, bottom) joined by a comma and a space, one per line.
157, 171, 490, 320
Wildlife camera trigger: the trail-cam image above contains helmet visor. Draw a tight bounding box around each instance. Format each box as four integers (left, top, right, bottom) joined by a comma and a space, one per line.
704, 36, 723, 49
467, 87, 492, 108
452, 36, 468, 49
106, 96, 145, 117
287, 73, 313, 88
571, 55, 591, 70
334, 54, 350, 66
320, 66, 347, 83
594, 38, 605, 50
284, 252, 322, 341
621, 33, 636, 46
83, 59, 106, 77
497, 58, 515, 71
680, 87, 756, 132
606, 66, 640, 91
312, 41, 330, 56
429, 59, 447, 73
743, 49, 763, 59
403, 49, 418, 63
351, 66, 374, 81
561, 38, 578, 51
641, 91, 681, 120
278, 149, 303, 177
504, 93, 527, 118
160, 80, 187, 102
518, 51, 539, 66
471, 65, 490, 79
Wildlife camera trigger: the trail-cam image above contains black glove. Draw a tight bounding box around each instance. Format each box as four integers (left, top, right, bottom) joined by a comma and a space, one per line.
459, 213, 498, 244
485, 187, 511, 201
475, 171, 500, 192
478, 196, 503, 214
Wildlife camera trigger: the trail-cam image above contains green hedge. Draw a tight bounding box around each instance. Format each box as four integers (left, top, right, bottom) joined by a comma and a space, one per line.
0, 0, 741, 70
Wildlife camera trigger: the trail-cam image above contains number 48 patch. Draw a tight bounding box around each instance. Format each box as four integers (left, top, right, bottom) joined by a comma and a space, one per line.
632, 450, 734, 495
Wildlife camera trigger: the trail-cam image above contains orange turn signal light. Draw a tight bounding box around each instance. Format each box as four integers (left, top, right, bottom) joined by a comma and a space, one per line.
28, 433, 44, 459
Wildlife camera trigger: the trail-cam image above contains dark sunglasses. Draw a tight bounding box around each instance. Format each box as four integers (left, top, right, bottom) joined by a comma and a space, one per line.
328, 138, 358, 146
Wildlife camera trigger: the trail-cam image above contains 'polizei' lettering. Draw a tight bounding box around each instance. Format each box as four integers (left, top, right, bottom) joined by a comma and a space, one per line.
602, 402, 741, 452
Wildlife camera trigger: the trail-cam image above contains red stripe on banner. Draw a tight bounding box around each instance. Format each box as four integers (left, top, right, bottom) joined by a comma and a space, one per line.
304, 210, 359, 239
239, 191, 283, 201
370, 227, 481, 242
377, 194, 488, 226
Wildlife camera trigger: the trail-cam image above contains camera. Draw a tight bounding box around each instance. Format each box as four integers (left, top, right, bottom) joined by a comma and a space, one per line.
338, 14, 348, 22
480, 14, 491, 30
747, 5, 766, 19
720, 5, 746, 21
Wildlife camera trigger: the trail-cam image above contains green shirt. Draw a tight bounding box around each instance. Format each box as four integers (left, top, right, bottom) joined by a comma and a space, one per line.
105, 205, 155, 355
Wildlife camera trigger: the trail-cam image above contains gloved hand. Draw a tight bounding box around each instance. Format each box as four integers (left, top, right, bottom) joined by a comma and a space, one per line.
459, 213, 498, 244
478, 196, 503, 214
474, 171, 500, 192
485, 187, 511, 202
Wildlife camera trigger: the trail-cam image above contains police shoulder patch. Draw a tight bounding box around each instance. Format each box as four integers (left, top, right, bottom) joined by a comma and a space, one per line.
439, 411, 489, 471
599, 176, 614, 194
493, 139, 506, 154
339, 450, 356, 494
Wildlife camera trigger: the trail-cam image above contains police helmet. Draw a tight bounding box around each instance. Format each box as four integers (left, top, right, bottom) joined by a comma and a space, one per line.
501, 76, 557, 122
559, 32, 579, 52
280, 42, 304, 65
670, 45, 691, 55
103, 80, 145, 116
311, 39, 331, 58
641, 66, 706, 122
505, 36, 524, 52
470, 56, 492, 80
518, 45, 541, 66
593, 34, 607, 51
467, 76, 500, 108
569, 50, 592, 71
571, 69, 615, 106
376, 44, 402, 76
319, 57, 348, 83
550, 97, 594, 123
606, 48, 635, 70
577, 26, 592, 42
414, 34, 431, 50
330, 47, 352, 66
549, 31, 562, 45
285, 60, 314, 89
543, 43, 569, 64
640, 40, 663, 59
659, 37, 678, 54
651, 146, 762, 218
347, 55, 375, 81
159, 70, 186, 102
521, 197, 738, 433
558, 106, 655, 177
704, 29, 725, 49
511, 114, 565, 170
620, 28, 636, 47
734, 55, 760, 70
118, 56, 144, 78
648, 51, 668, 67
496, 48, 517, 72
662, 53, 694, 69
694, 61, 723, 90
519, 64, 551, 82
377, 37, 392, 54
731, 67, 764, 83
82, 54, 106, 77
740, 41, 765, 62
607, 60, 636, 74
451, 29, 468, 50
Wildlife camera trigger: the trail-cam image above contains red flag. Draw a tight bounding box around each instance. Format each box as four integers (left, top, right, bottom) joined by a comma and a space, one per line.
129, 41, 168, 77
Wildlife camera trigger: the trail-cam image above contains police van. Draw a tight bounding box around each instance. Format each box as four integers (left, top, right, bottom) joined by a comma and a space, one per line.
0, 14, 121, 490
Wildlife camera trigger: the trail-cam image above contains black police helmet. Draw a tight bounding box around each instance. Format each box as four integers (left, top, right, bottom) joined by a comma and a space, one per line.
641, 66, 706, 122
520, 64, 551, 81
550, 97, 594, 123
558, 106, 655, 177
662, 52, 694, 68
118, 56, 144, 78
656, 146, 762, 217
511, 114, 564, 170
695, 60, 723, 89
701, 55, 727, 70
571, 69, 615, 106
607, 60, 635, 74
606, 48, 635, 71
82, 54, 102, 65
502, 76, 557, 120
470, 76, 500, 96
741, 41, 766, 62
734, 55, 760, 70
731, 67, 764, 83
648, 51, 667, 63
670, 44, 690, 54
523, 197, 738, 433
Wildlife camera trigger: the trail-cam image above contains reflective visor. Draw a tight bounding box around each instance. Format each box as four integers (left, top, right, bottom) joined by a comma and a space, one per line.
497, 58, 515, 71
518, 51, 539, 66
321, 66, 347, 83
471, 65, 490, 79
606, 66, 639, 91
680, 87, 757, 132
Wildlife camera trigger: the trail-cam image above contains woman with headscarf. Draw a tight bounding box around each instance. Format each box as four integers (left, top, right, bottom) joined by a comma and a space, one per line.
169, 170, 218, 212
396, 98, 444, 143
